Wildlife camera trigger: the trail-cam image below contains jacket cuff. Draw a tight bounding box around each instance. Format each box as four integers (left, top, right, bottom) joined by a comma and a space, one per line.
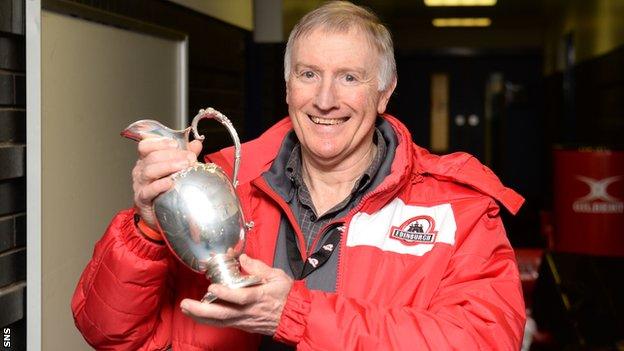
119, 209, 169, 261
273, 280, 311, 345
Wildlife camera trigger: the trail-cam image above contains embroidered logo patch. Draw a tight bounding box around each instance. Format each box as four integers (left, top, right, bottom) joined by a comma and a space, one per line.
389, 216, 438, 245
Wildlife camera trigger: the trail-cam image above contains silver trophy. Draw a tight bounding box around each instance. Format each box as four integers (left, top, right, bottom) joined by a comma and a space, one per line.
121, 107, 261, 303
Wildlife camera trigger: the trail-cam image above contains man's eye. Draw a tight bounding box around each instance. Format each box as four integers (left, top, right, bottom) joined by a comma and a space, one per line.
302, 71, 315, 79
344, 74, 357, 83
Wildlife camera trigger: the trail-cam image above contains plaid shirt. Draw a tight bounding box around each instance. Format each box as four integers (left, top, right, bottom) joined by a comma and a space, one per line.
285, 129, 387, 252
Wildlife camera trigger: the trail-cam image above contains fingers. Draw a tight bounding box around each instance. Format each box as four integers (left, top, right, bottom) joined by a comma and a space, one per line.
181, 269, 293, 336
239, 254, 273, 278
133, 139, 197, 201
138, 138, 198, 163
137, 137, 178, 158
181, 298, 217, 318
208, 284, 261, 306
188, 140, 203, 157
180, 298, 245, 323
142, 148, 197, 165
141, 159, 190, 183
135, 177, 173, 205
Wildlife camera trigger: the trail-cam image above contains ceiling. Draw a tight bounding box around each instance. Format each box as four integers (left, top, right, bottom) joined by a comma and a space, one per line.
282, 0, 567, 52
284, 0, 563, 29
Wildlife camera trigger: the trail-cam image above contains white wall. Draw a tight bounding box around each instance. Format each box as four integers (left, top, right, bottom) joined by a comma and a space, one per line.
38, 10, 184, 349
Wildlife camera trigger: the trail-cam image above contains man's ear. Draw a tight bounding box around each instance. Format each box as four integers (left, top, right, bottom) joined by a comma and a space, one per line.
377, 77, 397, 114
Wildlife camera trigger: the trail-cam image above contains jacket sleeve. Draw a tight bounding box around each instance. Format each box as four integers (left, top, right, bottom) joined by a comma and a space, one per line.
273, 206, 526, 350
71, 208, 174, 350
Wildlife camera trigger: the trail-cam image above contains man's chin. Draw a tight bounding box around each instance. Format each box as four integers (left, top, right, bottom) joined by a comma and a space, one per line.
301, 145, 348, 164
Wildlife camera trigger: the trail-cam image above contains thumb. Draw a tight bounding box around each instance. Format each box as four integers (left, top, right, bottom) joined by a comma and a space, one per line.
188, 140, 203, 157
239, 254, 272, 277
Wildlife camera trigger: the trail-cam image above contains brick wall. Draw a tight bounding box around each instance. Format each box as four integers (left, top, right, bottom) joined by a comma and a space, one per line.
0, 0, 26, 349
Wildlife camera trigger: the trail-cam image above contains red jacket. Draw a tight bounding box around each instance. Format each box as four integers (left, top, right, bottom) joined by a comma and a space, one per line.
72, 115, 526, 350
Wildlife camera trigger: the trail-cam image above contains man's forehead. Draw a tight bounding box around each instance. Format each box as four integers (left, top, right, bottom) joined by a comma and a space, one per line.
293, 26, 376, 52
291, 27, 378, 65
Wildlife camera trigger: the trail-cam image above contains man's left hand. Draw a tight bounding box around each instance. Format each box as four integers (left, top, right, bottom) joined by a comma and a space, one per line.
180, 254, 294, 335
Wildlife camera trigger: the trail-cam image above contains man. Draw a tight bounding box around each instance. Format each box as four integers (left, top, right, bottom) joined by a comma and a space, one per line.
72, 2, 526, 350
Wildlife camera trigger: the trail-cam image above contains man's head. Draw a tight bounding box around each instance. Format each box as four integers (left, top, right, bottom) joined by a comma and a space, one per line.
284, 1, 396, 92
284, 1, 398, 169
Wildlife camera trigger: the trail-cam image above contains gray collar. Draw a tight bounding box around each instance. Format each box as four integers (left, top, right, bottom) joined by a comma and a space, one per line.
262, 117, 398, 205
284, 128, 387, 210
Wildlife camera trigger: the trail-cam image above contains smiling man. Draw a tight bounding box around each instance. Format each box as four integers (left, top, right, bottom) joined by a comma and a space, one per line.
72, 2, 527, 350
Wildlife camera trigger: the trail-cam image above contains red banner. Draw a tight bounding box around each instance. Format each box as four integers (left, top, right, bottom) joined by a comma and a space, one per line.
553, 148, 624, 256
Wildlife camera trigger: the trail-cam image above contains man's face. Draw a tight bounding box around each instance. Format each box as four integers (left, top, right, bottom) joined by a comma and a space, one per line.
286, 28, 396, 167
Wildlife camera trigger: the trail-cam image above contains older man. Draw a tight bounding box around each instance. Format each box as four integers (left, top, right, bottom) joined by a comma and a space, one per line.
72, 2, 526, 350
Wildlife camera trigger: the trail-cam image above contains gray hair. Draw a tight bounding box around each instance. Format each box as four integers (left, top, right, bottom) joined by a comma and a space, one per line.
284, 1, 396, 91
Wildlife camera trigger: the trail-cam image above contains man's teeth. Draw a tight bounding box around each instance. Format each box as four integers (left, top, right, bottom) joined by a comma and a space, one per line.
310, 116, 347, 125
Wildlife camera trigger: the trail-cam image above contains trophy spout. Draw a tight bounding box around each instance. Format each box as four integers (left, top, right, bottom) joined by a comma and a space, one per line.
121, 119, 191, 150
191, 108, 241, 188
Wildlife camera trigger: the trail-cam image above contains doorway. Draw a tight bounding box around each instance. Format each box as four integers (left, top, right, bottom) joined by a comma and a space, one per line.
390, 52, 543, 246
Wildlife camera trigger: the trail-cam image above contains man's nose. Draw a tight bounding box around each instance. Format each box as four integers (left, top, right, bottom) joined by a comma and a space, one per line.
314, 79, 339, 111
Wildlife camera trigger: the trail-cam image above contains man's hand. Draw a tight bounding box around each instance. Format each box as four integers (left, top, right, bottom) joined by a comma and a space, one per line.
132, 138, 202, 229
180, 254, 294, 336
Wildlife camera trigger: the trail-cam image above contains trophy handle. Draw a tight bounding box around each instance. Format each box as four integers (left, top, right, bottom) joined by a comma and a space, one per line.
191, 108, 241, 188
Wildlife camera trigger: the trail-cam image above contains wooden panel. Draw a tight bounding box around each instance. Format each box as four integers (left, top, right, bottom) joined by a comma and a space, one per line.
430, 73, 449, 153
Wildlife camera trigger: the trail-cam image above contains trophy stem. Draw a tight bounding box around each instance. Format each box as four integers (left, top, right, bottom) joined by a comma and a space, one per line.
201, 255, 262, 303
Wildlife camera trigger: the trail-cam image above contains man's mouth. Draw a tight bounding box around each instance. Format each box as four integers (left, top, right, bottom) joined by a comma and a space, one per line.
308, 115, 349, 125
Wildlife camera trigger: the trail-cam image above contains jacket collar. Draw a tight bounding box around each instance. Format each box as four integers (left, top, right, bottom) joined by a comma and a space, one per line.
207, 114, 524, 215
207, 114, 415, 186
414, 147, 525, 214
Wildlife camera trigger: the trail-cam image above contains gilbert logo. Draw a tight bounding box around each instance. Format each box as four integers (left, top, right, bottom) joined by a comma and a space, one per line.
389, 216, 437, 245
573, 175, 623, 214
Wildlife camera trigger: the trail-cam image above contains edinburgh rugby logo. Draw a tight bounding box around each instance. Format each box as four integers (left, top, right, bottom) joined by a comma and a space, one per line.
573, 175, 623, 214
389, 216, 438, 245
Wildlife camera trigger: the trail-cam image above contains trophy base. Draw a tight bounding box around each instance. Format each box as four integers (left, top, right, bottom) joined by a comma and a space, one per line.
201, 255, 262, 303
201, 275, 262, 303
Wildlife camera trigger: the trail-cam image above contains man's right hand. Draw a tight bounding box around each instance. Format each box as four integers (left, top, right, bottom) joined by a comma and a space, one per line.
132, 137, 203, 230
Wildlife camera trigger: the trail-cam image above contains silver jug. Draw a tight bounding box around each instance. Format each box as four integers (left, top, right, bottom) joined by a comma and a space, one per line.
122, 107, 261, 303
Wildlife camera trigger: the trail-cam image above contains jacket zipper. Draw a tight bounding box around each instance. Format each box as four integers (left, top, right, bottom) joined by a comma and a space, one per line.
302, 183, 397, 267
253, 178, 309, 260
253, 171, 419, 292
334, 183, 393, 292
333, 172, 422, 292
308, 220, 343, 255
